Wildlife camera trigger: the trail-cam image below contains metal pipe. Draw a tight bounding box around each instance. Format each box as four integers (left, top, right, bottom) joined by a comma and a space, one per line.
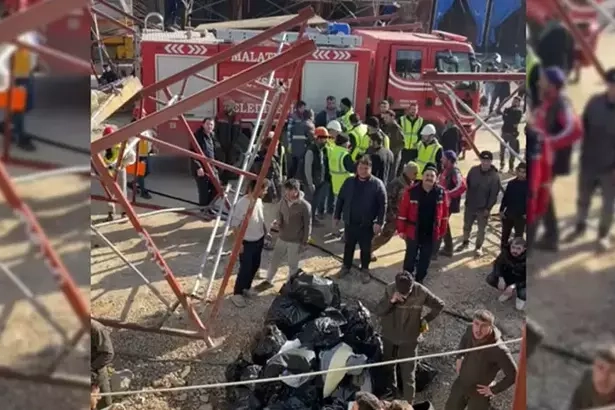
439, 84, 525, 162
95, 0, 146, 25
512, 325, 527, 410
93, 206, 201, 228
206, 45, 309, 327
91, 7, 138, 34
91, 317, 206, 340
0, 366, 90, 389
422, 70, 526, 82
90, 225, 173, 309
192, 72, 274, 104
92, 39, 317, 152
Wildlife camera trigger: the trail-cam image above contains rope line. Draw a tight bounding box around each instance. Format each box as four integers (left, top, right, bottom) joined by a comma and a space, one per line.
98, 337, 522, 397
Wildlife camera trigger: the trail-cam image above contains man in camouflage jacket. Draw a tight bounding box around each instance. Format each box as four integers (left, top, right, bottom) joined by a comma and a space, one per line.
371, 161, 419, 261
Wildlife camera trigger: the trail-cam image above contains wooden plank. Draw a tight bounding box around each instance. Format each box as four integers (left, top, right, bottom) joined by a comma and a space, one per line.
91, 76, 142, 141
195, 14, 327, 31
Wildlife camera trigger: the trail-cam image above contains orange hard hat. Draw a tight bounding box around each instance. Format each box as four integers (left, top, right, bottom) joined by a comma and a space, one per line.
102, 125, 116, 136
314, 126, 329, 138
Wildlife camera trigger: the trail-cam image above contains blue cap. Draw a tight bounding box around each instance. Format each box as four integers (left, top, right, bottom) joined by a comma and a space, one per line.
543, 66, 566, 88
443, 150, 457, 162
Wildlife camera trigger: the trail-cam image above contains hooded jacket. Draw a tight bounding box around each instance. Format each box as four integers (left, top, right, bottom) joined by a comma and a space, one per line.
277, 191, 312, 244
494, 244, 526, 285
455, 325, 517, 395
375, 282, 444, 345
464, 165, 501, 211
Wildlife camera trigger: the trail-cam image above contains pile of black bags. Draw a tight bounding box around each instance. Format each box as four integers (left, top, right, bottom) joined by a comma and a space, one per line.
225, 271, 437, 410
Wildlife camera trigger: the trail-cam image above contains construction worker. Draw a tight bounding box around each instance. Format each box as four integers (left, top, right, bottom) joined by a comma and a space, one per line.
371, 162, 419, 262
399, 102, 424, 174
10, 30, 39, 152
323, 120, 344, 215
396, 164, 449, 282
569, 344, 615, 409
302, 126, 330, 225
498, 96, 523, 172
531, 66, 582, 251
444, 310, 517, 410
348, 114, 370, 161
456, 151, 500, 257
334, 155, 386, 283
438, 151, 467, 257
413, 124, 443, 179
327, 133, 355, 204
337, 97, 354, 132
564, 68, 615, 252
365, 116, 390, 150
375, 270, 444, 403
100, 125, 137, 222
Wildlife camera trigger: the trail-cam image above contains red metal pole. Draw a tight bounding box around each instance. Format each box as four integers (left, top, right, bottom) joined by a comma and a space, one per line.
136, 7, 315, 99
551, 0, 607, 80
192, 72, 275, 104
91, 154, 210, 338
206, 51, 308, 327
421, 71, 526, 82
12, 40, 91, 74
0, 0, 90, 43
92, 39, 317, 152
93, 0, 145, 25
0, 161, 90, 328
512, 325, 527, 410
90, 7, 137, 34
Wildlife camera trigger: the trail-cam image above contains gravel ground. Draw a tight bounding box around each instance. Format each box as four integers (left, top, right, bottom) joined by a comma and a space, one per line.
526, 32, 615, 410
90, 120, 524, 410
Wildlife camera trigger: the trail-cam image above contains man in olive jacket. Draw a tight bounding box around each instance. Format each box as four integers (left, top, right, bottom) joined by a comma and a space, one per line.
445, 310, 517, 410
375, 271, 445, 403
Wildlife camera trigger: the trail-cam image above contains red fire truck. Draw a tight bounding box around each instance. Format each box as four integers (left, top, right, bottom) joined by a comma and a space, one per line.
139, 27, 480, 146
527, 0, 602, 67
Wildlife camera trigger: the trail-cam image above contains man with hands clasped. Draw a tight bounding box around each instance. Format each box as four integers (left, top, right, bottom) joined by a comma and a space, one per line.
445, 309, 518, 410
334, 155, 387, 284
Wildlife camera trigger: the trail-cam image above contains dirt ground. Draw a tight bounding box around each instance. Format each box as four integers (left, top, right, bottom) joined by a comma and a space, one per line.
0, 98, 91, 409
526, 32, 615, 410
89, 111, 525, 410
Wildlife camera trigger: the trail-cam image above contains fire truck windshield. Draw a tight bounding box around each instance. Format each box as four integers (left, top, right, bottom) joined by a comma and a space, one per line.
435, 50, 473, 73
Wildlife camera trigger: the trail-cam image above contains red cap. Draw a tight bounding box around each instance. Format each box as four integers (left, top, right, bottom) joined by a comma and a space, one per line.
102, 125, 116, 136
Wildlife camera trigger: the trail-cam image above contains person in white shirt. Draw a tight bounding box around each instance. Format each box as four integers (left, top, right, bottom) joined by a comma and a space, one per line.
229, 178, 271, 307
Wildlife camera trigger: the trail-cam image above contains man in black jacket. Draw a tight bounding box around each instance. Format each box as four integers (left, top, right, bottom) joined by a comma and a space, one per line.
191, 117, 217, 209
537, 20, 575, 78
334, 155, 387, 283
498, 96, 523, 172
499, 163, 527, 248
440, 120, 463, 157
303, 126, 330, 224
91, 319, 115, 408
367, 132, 394, 183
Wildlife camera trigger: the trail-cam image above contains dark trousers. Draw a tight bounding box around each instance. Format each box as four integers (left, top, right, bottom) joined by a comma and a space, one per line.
234, 236, 265, 295
486, 268, 527, 301
540, 190, 559, 243
325, 182, 335, 214
136, 156, 150, 192
445, 378, 491, 410
343, 224, 374, 270
194, 175, 213, 207
441, 212, 457, 251
501, 214, 525, 247
398, 149, 414, 175
95, 366, 113, 408
383, 340, 418, 403
12, 77, 34, 145
403, 238, 434, 283
288, 155, 302, 179
164, 0, 180, 25
306, 182, 329, 217
499, 135, 520, 170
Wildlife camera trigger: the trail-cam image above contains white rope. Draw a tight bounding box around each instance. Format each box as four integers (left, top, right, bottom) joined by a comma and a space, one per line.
98, 337, 522, 397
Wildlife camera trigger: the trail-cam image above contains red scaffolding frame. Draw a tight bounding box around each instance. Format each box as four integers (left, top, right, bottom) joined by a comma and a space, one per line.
91, 8, 317, 345
0, 0, 91, 389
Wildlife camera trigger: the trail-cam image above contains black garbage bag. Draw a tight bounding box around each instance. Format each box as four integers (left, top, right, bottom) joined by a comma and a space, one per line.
251, 324, 287, 365
340, 301, 374, 333
340, 301, 383, 359
229, 387, 261, 410
263, 347, 317, 379
266, 378, 323, 410
330, 379, 359, 403
267, 397, 310, 410
416, 360, 438, 392
298, 317, 344, 351
286, 271, 341, 312
226, 355, 252, 382
254, 380, 286, 406
321, 402, 347, 410
266, 294, 316, 338
225, 355, 263, 405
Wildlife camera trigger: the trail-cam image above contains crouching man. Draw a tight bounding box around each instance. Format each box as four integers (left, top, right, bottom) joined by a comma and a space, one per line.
486, 237, 527, 311
376, 271, 445, 403
445, 310, 517, 410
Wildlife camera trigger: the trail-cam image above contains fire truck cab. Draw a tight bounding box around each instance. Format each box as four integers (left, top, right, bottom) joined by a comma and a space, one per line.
139, 27, 479, 147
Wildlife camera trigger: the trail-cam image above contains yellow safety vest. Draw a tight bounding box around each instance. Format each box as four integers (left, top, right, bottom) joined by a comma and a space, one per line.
349, 123, 369, 160
328, 145, 353, 195
383, 134, 390, 150
12, 49, 32, 78
338, 109, 354, 132
415, 141, 442, 178
102, 144, 121, 166
526, 46, 539, 89
400, 116, 424, 150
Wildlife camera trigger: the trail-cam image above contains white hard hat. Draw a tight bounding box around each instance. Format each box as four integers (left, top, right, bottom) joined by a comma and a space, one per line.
327, 120, 342, 133
494, 53, 502, 63
420, 123, 437, 136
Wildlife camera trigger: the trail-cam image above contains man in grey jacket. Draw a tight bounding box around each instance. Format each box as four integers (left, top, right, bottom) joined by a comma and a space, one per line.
456, 151, 501, 257
260, 179, 312, 289
565, 69, 615, 252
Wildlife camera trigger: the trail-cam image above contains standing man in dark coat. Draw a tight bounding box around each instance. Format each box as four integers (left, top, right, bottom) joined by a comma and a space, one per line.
367, 132, 394, 183
499, 163, 527, 248
302, 126, 330, 225
438, 151, 467, 257
498, 96, 523, 172
91, 319, 115, 408
536, 20, 575, 78
375, 271, 445, 403
191, 117, 217, 209
440, 120, 463, 157
334, 155, 387, 283
396, 163, 449, 282
444, 310, 518, 410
